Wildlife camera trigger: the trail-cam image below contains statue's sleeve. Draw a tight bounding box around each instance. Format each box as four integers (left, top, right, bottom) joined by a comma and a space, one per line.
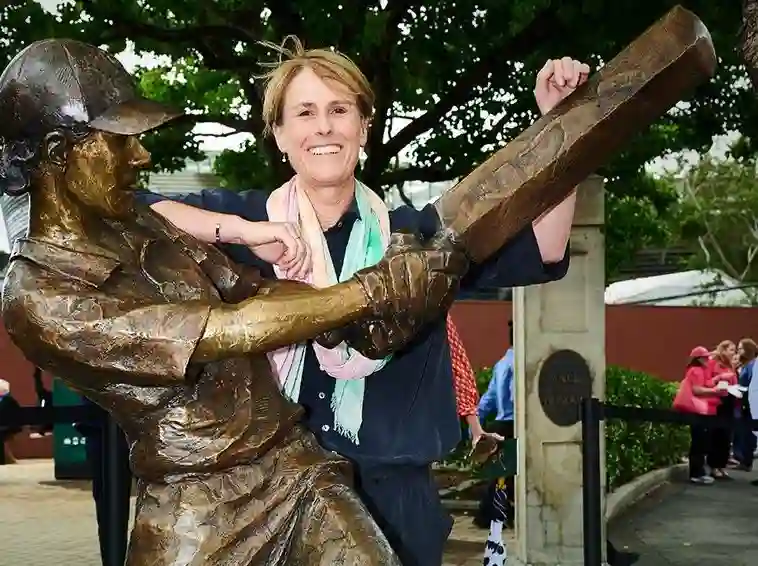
402, 203, 569, 292
2, 263, 210, 387
461, 225, 569, 291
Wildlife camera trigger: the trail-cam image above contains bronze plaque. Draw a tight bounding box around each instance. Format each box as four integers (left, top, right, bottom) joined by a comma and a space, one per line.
538, 349, 593, 427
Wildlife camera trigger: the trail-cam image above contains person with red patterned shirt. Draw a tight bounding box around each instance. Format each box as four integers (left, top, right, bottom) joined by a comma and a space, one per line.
447, 316, 504, 447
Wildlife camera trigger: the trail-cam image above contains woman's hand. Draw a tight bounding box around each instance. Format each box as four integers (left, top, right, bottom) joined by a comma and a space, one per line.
534, 57, 591, 115
239, 221, 312, 279
466, 415, 504, 448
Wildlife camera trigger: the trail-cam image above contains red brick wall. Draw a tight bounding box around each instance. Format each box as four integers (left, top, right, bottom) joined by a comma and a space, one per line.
605, 304, 758, 382
3, 301, 757, 459
449, 301, 758, 382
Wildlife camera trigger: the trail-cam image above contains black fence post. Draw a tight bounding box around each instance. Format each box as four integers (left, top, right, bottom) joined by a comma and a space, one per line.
102, 414, 129, 566
581, 397, 603, 566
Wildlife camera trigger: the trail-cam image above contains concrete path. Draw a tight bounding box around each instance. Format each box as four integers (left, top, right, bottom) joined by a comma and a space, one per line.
609, 468, 758, 566
0, 460, 488, 566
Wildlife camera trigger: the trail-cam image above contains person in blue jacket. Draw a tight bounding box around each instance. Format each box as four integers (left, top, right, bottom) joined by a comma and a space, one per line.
474, 321, 515, 528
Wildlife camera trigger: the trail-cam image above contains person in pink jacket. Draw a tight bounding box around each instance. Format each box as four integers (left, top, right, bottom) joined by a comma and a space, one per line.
673, 346, 723, 484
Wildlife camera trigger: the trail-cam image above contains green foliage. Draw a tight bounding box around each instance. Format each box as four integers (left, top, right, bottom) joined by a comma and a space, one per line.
475, 367, 492, 396
605, 175, 679, 278
665, 153, 758, 290
1, 1, 754, 276
605, 366, 689, 489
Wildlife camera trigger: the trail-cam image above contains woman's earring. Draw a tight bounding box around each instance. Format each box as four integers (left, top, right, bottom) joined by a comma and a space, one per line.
281, 152, 288, 163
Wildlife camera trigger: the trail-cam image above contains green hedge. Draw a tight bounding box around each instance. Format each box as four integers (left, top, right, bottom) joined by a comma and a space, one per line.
447, 365, 689, 489
605, 365, 689, 489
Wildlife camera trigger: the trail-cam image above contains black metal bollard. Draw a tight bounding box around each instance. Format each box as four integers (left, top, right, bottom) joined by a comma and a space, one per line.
102, 414, 130, 566
581, 397, 603, 566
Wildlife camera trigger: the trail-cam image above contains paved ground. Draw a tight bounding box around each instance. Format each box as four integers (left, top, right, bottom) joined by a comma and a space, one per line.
609, 468, 758, 566
0, 460, 491, 566
10, 459, 756, 566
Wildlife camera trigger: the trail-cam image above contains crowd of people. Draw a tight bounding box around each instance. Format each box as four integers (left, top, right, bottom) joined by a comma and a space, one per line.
674, 338, 757, 485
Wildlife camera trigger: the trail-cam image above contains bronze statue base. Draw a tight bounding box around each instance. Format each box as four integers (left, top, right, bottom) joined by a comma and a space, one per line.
128, 427, 399, 566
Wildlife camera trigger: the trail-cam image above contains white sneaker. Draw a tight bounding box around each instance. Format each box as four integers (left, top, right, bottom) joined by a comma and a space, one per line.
690, 475, 715, 485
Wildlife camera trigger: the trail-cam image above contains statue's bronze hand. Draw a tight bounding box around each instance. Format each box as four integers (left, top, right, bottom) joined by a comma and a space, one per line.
317, 232, 469, 358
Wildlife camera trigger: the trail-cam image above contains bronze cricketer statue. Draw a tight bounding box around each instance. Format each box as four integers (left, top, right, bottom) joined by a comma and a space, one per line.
0, 39, 467, 565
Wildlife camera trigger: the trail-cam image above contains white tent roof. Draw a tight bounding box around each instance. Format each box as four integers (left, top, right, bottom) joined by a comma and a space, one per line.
605, 269, 755, 307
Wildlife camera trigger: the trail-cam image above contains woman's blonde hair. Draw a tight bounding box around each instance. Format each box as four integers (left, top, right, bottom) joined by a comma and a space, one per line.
257, 36, 375, 136
714, 340, 736, 367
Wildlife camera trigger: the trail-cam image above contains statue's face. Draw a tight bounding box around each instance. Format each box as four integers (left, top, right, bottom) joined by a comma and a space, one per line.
63, 130, 151, 217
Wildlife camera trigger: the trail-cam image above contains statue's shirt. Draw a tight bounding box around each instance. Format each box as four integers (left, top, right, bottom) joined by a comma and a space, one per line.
2, 205, 303, 481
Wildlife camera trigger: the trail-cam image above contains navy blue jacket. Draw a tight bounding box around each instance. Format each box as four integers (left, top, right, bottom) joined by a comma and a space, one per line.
135, 188, 568, 470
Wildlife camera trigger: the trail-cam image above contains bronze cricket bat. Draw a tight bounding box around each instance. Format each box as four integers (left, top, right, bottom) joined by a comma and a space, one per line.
434, 5, 717, 263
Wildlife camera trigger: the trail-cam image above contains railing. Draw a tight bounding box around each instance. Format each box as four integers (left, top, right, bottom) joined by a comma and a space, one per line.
580, 398, 758, 566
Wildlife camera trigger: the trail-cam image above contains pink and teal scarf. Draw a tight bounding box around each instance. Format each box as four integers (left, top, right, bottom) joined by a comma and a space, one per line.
266, 176, 391, 444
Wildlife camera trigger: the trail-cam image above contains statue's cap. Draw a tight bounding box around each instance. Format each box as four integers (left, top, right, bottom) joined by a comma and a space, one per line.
0, 38, 181, 141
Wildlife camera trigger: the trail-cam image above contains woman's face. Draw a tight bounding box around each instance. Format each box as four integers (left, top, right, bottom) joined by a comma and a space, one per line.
726, 343, 737, 358
273, 67, 367, 189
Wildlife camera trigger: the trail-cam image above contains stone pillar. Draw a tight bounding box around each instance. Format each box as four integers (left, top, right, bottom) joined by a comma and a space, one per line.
511, 175, 606, 566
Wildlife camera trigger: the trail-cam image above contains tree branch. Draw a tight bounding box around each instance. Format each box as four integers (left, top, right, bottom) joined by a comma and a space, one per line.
81, 0, 264, 43
741, 0, 758, 93
266, 3, 306, 44
361, 0, 424, 187
80, 1, 262, 72
381, 6, 563, 163
194, 130, 244, 139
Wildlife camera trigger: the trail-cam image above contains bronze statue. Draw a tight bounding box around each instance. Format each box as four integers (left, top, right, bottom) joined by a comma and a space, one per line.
0, 39, 467, 565
434, 5, 717, 262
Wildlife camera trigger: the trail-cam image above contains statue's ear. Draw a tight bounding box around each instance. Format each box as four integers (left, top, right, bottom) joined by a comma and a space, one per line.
41, 131, 69, 169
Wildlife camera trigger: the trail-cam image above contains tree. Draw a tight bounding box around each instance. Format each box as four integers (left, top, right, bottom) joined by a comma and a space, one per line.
3, 0, 756, 278
668, 153, 758, 286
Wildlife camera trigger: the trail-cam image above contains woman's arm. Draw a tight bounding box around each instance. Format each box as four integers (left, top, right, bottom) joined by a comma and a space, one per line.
692, 384, 719, 396
690, 367, 720, 396
150, 199, 310, 277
